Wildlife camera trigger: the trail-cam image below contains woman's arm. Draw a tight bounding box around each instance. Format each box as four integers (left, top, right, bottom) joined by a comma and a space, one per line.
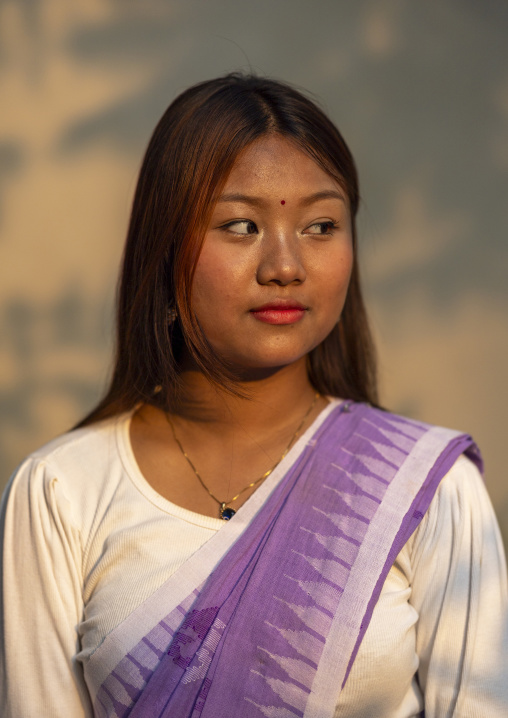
0, 458, 92, 717
410, 454, 508, 716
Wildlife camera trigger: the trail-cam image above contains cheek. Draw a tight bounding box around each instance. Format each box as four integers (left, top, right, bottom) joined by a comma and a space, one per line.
316, 245, 354, 304
192, 249, 243, 315
192, 268, 221, 309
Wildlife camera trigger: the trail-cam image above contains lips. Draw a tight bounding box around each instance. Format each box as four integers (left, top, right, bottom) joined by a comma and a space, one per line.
250, 300, 308, 325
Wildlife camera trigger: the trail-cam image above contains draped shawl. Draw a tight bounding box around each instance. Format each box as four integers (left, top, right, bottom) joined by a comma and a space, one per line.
87, 401, 481, 718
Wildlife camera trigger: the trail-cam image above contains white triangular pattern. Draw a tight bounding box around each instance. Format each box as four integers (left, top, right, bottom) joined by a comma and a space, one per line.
251, 670, 309, 711
363, 437, 408, 466
258, 647, 315, 687
144, 626, 172, 654
273, 596, 332, 637
352, 452, 394, 481
300, 526, 357, 564
330, 463, 385, 504
114, 659, 145, 692
265, 621, 323, 664
97, 691, 119, 718
323, 484, 378, 517
330, 461, 352, 477
330, 462, 383, 498
348, 471, 386, 500
362, 420, 415, 452
284, 575, 342, 614
126, 646, 160, 683
312, 506, 367, 537
95, 698, 107, 718
383, 417, 426, 440
244, 697, 300, 717
103, 677, 131, 710
292, 551, 350, 588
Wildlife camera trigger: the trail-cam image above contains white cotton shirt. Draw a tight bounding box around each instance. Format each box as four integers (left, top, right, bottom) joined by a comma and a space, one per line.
0, 413, 507, 718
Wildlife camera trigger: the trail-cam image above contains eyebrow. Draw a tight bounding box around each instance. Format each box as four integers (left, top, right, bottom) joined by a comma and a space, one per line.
216, 190, 346, 207
300, 190, 346, 207
217, 193, 266, 207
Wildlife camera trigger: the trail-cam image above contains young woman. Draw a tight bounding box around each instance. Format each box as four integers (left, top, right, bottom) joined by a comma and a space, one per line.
1, 74, 507, 717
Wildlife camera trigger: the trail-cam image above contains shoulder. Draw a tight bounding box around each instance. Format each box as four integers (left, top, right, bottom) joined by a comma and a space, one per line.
432, 452, 484, 500
347, 402, 453, 438
335, 402, 479, 470
338, 402, 439, 441
410, 452, 502, 564
417, 453, 488, 529
2, 415, 131, 529
12, 417, 122, 484
28, 415, 123, 467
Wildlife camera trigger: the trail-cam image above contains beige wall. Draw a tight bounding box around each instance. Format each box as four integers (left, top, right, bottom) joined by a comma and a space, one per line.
1, 0, 507, 548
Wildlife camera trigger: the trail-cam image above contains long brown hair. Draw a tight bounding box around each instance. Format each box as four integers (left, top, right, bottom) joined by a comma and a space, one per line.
78, 73, 378, 427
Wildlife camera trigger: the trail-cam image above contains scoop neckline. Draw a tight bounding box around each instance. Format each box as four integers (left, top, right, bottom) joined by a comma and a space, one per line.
115, 398, 343, 530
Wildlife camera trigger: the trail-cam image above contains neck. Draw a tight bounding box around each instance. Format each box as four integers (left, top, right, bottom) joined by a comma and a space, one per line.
131, 357, 328, 518
170, 357, 318, 435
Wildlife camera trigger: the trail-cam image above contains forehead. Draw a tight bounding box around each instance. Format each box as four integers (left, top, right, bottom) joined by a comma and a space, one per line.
223, 135, 342, 195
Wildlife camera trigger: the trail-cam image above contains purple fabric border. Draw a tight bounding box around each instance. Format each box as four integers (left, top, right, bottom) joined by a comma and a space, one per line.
343, 433, 480, 686
92, 403, 481, 718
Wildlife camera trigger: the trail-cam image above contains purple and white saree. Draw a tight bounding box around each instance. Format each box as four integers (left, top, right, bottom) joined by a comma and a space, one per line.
86, 401, 481, 718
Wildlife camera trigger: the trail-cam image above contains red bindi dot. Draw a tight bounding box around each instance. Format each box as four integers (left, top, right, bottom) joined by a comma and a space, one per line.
280, 200, 286, 205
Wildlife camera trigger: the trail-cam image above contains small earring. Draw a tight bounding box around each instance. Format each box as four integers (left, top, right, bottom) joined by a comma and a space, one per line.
167, 305, 178, 324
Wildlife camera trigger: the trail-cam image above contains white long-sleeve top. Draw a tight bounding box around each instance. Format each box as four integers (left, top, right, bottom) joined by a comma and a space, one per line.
0, 413, 507, 717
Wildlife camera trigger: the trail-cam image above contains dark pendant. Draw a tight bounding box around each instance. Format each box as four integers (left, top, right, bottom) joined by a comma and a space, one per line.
220, 507, 236, 520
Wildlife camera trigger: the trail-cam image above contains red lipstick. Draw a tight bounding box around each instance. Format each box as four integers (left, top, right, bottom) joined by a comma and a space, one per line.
250, 300, 307, 325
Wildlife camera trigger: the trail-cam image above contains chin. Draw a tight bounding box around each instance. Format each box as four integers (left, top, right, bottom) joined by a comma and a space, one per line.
226, 349, 312, 377
213, 334, 327, 375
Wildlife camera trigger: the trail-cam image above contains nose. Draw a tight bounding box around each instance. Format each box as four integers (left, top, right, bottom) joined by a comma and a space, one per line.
256, 232, 306, 286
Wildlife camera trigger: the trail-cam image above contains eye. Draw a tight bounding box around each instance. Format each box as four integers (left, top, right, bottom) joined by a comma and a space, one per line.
305, 220, 338, 236
221, 220, 258, 235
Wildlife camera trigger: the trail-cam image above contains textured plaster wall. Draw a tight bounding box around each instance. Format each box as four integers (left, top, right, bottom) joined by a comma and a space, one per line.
1, 0, 507, 548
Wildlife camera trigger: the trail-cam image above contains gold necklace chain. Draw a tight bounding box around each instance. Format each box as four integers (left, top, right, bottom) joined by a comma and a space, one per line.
166, 392, 320, 520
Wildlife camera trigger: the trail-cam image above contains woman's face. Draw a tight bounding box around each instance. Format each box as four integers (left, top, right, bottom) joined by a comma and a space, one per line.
191, 134, 354, 376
